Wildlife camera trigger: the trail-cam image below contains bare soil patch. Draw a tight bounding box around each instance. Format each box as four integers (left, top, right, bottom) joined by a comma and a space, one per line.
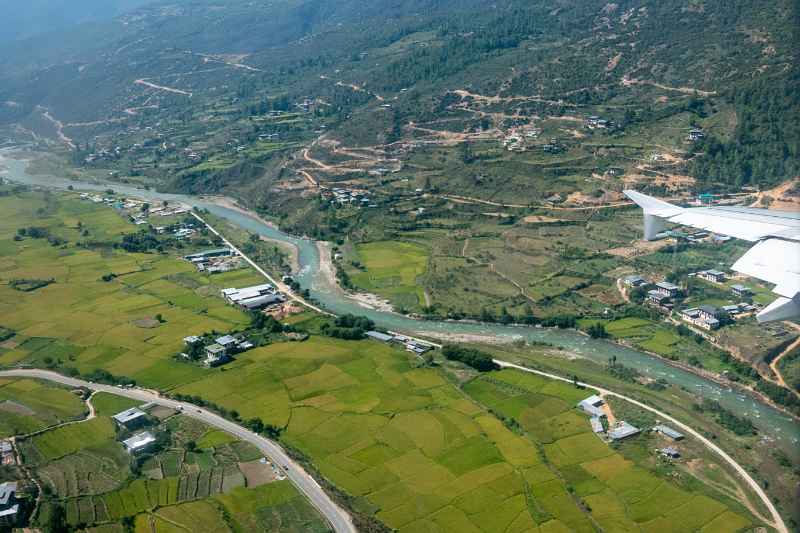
239, 460, 276, 487
0, 400, 35, 416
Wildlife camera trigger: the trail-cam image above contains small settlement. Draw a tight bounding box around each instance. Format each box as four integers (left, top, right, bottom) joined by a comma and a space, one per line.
577, 394, 641, 442
184, 247, 242, 274
577, 395, 688, 460
624, 265, 761, 333
365, 330, 434, 356
112, 406, 157, 455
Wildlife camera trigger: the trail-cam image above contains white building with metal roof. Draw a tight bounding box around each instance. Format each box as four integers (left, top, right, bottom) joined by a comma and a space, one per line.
122, 432, 157, 454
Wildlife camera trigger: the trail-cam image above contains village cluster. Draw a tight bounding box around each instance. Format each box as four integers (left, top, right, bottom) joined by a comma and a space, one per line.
322, 187, 377, 208
577, 395, 685, 459
624, 270, 757, 332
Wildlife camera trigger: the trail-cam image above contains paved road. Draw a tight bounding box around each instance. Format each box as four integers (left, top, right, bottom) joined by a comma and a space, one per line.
493, 360, 787, 533
0, 369, 355, 533
191, 212, 333, 316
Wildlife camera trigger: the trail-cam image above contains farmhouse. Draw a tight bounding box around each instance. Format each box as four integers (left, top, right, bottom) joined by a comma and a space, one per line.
659, 447, 681, 459
731, 284, 752, 297
589, 416, 604, 434
214, 335, 238, 351
680, 306, 722, 331
112, 407, 147, 429
122, 432, 157, 454
696, 269, 726, 283
623, 275, 648, 288
654, 281, 680, 297
183, 335, 202, 346
204, 344, 230, 367
653, 425, 684, 441
609, 421, 640, 441
0, 481, 18, 527
577, 395, 605, 417
646, 290, 672, 308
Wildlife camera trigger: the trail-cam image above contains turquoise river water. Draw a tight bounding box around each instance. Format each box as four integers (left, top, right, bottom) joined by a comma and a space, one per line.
1, 151, 797, 456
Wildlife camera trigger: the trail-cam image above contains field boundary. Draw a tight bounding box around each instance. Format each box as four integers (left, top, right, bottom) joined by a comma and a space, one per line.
0, 369, 355, 533
492, 359, 786, 533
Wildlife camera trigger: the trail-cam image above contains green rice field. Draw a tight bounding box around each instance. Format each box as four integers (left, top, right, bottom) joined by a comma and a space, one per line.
0, 192, 259, 389
345, 240, 429, 310
0, 378, 86, 437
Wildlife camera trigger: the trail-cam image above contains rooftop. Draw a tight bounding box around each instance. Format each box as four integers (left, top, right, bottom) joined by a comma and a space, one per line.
215, 335, 237, 346
0, 481, 16, 506
112, 408, 146, 425
205, 344, 226, 355
653, 425, 684, 440
656, 281, 680, 290
608, 421, 640, 440
366, 331, 393, 342
122, 432, 156, 451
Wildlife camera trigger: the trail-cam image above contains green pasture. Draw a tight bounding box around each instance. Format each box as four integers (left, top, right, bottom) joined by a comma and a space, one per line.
346, 240, 429, 310
90, 392, 141, 416
0, 378, 86, 437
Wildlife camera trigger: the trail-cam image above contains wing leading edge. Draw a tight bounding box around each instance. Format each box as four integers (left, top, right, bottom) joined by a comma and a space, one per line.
624, 190, 800, 323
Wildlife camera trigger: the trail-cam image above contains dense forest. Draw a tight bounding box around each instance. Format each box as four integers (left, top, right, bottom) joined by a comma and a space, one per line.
692, 71, 800, 188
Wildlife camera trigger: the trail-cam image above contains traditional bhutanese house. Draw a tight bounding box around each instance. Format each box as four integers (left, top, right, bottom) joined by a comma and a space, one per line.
623, 275, 648, 288
654, 281, 680, 297
731, 284, 752, 297
697, 269, 726, 283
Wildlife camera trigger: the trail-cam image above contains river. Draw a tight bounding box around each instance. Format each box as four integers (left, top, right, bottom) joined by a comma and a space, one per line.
2, 150, 798, 456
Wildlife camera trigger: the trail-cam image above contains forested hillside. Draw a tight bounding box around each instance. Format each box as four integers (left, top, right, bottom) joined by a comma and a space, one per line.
0, 0, 154, 43
0, 0, 796, 194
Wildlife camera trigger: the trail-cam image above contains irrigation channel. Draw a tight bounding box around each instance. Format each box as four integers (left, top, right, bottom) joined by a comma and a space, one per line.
2, 151, 798, 459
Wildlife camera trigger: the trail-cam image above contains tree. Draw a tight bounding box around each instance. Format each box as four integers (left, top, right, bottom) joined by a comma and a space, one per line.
586, 322, 608, 339
441, 344, 498, 372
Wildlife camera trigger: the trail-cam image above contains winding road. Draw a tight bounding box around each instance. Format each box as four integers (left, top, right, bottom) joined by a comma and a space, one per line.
0, 369, 355, 533
493, 360, 787, 533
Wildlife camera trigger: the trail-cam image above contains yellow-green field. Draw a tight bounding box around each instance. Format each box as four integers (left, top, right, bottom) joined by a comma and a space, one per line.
0, 191, 261, 389
346, 240, 429, 310
0, 190, 761, 532
464, 371, 753, 533
0, 378, 86, 437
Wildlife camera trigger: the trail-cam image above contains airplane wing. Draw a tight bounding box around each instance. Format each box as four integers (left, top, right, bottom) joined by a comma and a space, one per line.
624, 190, 800, 323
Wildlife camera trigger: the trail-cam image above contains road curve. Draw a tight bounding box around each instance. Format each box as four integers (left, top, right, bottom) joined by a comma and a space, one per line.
0, 369, 355, 533
493, 360, 787, 533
